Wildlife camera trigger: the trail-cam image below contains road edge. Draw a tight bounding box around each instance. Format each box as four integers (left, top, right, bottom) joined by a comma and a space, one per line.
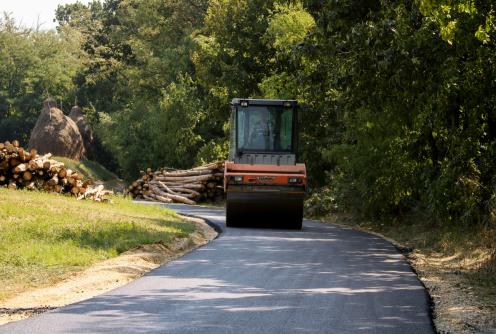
318, 219, 438, 334
0, 215, 218, 326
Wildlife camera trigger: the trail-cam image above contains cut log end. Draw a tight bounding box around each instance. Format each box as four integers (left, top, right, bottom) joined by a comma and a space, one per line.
128, 162, 225, 205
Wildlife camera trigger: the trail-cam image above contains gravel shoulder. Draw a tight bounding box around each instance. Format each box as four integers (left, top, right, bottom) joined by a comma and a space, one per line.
0, 216, 217, 325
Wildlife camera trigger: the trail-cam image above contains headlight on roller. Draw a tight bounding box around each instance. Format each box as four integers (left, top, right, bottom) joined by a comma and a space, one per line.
288, 177, 302, 184
230, 176, 243, 183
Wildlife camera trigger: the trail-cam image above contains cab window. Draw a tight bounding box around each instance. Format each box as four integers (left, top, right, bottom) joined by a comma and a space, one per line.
237, 106, 293, 152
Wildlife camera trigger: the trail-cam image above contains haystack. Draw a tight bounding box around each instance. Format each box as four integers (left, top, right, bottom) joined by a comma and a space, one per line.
69, 106, 94, 156
28, 98, 85, 160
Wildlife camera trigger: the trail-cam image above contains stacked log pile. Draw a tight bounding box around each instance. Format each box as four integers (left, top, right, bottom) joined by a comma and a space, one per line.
0, 140, 112, 202
128, 162, 225, 204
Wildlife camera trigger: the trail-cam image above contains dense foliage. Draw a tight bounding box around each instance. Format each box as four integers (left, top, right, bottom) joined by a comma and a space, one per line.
301, 0, 496, 225
0, 15, 83, 143
1, 0, 495, 224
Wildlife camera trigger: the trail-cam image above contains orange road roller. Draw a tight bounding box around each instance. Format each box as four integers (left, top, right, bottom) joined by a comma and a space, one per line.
224, 98, 307, 229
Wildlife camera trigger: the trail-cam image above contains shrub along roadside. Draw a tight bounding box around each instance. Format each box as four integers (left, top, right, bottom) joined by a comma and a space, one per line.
0, 188, 195, 301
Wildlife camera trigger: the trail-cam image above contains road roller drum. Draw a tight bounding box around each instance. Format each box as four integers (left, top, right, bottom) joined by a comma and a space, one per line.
224, 99, 307, 229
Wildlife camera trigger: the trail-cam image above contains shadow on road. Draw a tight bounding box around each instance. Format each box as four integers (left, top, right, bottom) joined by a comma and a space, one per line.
44, 215, 433, 334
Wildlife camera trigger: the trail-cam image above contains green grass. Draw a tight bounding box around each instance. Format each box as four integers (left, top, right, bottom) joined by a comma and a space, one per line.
53, 157, 117, 182
0, 188, 195, 300
53, 156, 125, 191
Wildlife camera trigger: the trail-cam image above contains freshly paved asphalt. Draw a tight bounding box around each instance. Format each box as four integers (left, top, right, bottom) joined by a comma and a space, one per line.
1, 203, 434, 333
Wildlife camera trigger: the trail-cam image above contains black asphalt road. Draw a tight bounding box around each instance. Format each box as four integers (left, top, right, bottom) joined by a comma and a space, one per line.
1, 204, 434, 334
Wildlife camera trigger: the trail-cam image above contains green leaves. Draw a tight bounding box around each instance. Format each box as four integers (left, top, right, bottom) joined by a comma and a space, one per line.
475, 14, 495, 44
418, 0, 495, 45
3, 0, 496, 226
288, 0, 496, 224
0, 15, 83, 144
265, 2, 315, 52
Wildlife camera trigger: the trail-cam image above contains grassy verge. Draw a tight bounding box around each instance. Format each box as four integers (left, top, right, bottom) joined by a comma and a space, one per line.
0, 188, 194, 301
321, 212, 495, 333
53, 156, 125, 191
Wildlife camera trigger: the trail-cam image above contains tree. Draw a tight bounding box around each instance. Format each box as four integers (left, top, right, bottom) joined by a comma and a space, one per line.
0, 14, 84, 144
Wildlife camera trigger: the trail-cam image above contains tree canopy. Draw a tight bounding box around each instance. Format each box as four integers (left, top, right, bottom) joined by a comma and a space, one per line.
1, 0, 496, 224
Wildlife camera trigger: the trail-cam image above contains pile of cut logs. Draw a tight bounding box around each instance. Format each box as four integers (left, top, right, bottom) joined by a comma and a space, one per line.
0, 140, 112, 202
128, 162, 225, 204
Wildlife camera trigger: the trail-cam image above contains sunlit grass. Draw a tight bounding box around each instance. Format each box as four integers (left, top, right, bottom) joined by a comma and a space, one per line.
0, 188, 194, 300
52, 156, 125, 191
53, 156, 117, 182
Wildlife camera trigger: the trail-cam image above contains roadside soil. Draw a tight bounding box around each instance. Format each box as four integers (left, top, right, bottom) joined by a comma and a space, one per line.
0, 216, 217, 325
324, 215, 496, 334
411, 250, 495, 334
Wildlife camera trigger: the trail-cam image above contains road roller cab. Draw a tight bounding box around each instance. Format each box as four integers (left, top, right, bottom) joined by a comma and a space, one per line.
224, 98, 307, 229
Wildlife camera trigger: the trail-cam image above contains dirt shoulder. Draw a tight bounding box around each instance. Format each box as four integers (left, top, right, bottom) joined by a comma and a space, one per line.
323, 214, 496, 334
0, 216, 217, 325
